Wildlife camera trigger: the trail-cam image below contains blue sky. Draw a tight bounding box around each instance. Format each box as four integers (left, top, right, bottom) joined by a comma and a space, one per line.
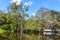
0, 0, 60, 15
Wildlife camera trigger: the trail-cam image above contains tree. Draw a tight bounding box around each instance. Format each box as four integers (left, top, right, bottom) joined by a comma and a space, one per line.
7, 2, 29, 40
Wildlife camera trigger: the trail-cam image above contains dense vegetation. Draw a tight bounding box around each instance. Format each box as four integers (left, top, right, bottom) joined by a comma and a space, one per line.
0, 2, 60, 40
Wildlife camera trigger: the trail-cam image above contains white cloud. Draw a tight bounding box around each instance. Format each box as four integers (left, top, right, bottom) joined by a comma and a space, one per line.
29, 13, 35, 17
24, 1, 33, 6
32, 13, 35, 16
11, 0, 21, 5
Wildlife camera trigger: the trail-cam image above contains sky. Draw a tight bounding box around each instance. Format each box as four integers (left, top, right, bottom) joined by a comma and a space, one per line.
0, 0, 60, 15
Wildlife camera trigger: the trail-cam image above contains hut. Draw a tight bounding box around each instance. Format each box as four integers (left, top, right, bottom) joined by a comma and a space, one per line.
43, 28, 55, 35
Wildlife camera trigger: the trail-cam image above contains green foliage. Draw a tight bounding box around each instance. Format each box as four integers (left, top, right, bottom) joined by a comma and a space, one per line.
23, 34, 38, 40
0, 28, 6, 34
0, 3, 60, 40
24, 20, 39, 29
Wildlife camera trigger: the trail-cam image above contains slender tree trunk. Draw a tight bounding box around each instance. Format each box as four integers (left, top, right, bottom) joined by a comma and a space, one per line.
20, 20, 23, 40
